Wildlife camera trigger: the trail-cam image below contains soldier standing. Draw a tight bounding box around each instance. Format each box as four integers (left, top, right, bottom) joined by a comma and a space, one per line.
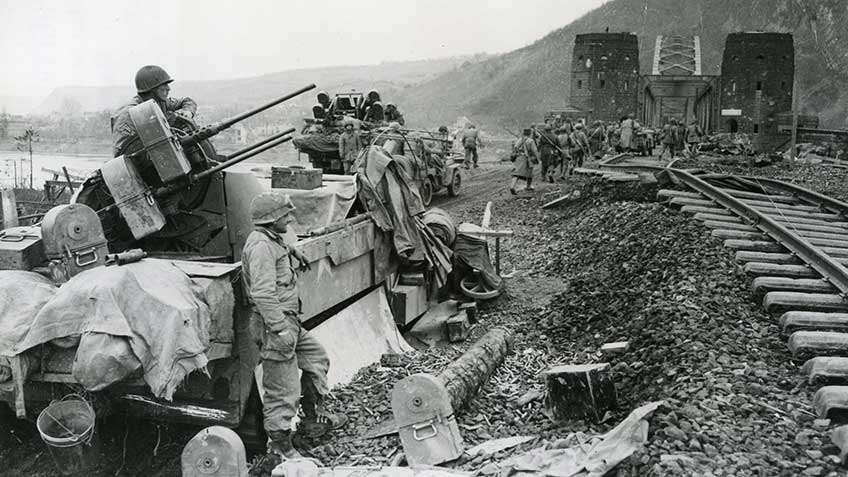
570, 123, 589, 168
338, 120, 361, 174
242, 192, 347, 460
509, 128, 538, 195
619, 114, 635, 151
461, 124, 482, 169
657, 122, 675, 159
685, 120, 703, 158
111, 65, 197, 157
537, 124, 559, 183
556, 127, 573, 178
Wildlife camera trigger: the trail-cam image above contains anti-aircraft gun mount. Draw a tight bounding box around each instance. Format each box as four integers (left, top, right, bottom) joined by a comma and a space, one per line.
76, 84, 315, 255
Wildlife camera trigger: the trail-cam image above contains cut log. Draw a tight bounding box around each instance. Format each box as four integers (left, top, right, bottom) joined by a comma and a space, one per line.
391, 328, 513, 466
438, 327, 513, 412
543, 363, 617, 423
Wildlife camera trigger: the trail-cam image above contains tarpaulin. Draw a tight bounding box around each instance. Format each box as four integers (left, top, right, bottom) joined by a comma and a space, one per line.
355, 146, 452, 288
453, 226, 503, 291
496, 401, 664, 476
16, 259, 211, 400
0, 271, 57, 357
276, 177, 358, 235
293, 133, 342, 156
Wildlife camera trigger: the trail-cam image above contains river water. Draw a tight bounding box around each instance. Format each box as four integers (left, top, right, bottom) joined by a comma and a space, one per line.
0, 148, 303, 189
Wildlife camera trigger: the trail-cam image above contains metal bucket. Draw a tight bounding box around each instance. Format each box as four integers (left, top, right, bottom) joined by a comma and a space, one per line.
36, 397, 97, 475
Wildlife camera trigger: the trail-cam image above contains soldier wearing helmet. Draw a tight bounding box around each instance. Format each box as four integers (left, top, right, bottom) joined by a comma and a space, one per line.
384, 102, 405, 126
363, 101, 384, 123
110, 65, 198, 157
358, 90, 381, 120
242, 192, 347, 460
338, 119, 361, 174
460, 123, 483, 169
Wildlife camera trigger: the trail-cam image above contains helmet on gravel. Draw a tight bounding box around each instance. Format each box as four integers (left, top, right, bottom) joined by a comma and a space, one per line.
135, 65, 173, 94
250, 192, 296, 225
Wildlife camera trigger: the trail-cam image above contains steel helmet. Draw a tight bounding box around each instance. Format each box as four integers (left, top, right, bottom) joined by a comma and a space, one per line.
135, 65, 173, 94
317, 91, 330, 103
250, 192, 296, 225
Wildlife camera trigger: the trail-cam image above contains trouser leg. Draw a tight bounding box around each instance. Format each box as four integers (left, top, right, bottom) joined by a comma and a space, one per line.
294, 329, 330, 416
262, 358, 301, 433
464, 147, 472, 167
472, 147, 478, 166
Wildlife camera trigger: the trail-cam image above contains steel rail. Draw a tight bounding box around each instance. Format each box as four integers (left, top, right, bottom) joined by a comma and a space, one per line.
665, 168, 848, 296
586, 159, 848, 294
696, 173, 848, 217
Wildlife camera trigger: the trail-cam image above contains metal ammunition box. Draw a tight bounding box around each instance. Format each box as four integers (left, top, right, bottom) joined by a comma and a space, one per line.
42, 204, 108, 280
128, 100, 191, 183
271, 167, 323, 190
101, 156, 167, 240
0, 226, 46, 270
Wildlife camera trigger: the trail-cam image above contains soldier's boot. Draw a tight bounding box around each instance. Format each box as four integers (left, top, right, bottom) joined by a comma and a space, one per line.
300, 397, 349, 438
267, 430, 303, 460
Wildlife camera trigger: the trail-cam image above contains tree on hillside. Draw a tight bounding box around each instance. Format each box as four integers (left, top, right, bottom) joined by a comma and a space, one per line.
14, 128, 39, 188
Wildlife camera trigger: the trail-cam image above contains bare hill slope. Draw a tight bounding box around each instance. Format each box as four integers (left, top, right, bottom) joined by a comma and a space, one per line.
396, 0, 848, 129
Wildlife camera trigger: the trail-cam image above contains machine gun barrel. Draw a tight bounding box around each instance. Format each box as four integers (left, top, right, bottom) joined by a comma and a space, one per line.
193, 134, 294, 182
156, 134, 294, 196
224, 127, 296, 161
180, 84, 316, 146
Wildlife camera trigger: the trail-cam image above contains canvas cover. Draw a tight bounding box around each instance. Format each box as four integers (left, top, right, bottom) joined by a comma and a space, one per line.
278, 177, 358, 235
15, 259, 213, 400
293, 132, 342, 156
0, 271, 57, 357
354, 146, 452, 288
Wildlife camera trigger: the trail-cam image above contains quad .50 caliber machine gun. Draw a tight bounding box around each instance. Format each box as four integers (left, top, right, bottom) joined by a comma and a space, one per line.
76, 84, 316, 256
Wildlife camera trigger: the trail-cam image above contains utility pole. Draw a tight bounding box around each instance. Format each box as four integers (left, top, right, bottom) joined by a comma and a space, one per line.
790, 74, 798, 161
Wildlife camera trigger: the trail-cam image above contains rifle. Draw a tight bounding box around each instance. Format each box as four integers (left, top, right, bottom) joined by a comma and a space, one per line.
531, 125, 569, 156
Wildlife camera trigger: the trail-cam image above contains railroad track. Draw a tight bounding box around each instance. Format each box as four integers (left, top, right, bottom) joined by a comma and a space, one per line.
583, 158, 848, 422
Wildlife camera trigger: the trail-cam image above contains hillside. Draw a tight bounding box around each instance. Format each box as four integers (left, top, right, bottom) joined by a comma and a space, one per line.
396, 0, 848, 129
33, 55, 488, 120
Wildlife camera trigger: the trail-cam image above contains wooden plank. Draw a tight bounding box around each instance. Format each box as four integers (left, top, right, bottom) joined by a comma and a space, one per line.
482, 201, 492, 229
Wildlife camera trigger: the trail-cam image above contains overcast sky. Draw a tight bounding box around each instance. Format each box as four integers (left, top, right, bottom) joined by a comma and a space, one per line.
1, 0, 606, 101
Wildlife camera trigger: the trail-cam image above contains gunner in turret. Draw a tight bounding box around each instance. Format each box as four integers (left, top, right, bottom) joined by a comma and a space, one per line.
111, 65, 197, 157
